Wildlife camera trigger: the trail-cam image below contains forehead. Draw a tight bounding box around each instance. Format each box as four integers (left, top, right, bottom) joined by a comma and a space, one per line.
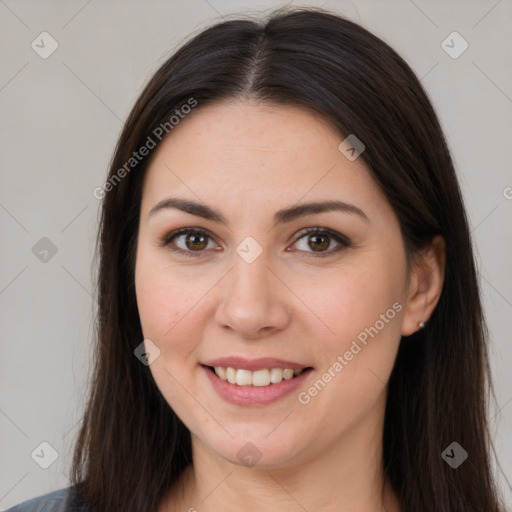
140, 99, 388, 221
147, 99, 341, 173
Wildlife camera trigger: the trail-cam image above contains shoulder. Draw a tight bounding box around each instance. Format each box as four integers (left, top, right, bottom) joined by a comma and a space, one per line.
4, 486, 89, 512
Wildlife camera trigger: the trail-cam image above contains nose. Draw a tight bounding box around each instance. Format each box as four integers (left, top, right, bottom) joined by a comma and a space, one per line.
214, 250, 291, 339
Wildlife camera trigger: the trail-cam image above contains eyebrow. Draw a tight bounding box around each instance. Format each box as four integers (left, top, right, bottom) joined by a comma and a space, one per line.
148, 197, 369, 225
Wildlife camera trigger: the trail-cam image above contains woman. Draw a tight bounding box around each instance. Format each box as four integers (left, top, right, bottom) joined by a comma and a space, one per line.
7, 6, 507, 512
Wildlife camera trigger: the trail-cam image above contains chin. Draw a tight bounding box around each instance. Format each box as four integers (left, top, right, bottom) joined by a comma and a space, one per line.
200, 429, 309, 469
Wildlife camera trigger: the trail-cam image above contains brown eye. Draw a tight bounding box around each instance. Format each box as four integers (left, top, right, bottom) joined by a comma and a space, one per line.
292, 227, 351, 257
184, 232, 208, 251
162, 228, 216, 257
307, 233, 330, 252
162, 226, 350, 259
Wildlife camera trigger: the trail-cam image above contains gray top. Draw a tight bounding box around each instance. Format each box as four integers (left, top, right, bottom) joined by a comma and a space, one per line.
5, 487, 88, 512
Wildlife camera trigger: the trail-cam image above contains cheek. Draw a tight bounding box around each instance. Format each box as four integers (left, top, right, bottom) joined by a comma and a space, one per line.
307, 256, 404, 346
298, 252, 405, 406
135, 252, 198, 355
135, 256, 207, 422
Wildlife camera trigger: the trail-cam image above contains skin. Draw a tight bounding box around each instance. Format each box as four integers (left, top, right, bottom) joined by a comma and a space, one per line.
134, 99, 445, 512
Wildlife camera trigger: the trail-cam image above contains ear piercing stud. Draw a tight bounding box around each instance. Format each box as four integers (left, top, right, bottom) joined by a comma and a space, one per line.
418, 321, 426, 330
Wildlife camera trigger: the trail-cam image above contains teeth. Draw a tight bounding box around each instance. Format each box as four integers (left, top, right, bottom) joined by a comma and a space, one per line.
226, 367, 237, 384
213, 366, 305, 387
270, 368, 284, 384
235, 369, 252, 386
252, 369, 270, 387
215, 366, 226, 380
283, 369, 294, 380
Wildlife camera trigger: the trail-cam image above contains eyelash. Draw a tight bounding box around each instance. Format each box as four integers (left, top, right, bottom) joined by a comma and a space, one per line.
160, 226, 351, 259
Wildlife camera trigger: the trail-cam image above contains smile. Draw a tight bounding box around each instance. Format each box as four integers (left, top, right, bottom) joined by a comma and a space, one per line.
201, 359, 314, 406
211, 366, 305, 386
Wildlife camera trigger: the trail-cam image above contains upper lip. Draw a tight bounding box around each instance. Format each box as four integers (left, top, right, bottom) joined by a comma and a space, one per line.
202, 357, 310, 371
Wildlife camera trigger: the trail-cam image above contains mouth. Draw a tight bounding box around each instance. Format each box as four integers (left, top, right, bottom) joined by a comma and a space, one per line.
200, 356, 314, 405
201, 362, 314, 406
202, 365, 314, 387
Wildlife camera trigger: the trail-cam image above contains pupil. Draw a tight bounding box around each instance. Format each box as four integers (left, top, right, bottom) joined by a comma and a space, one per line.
188, 234, 206, 250
310, 234, 328, 251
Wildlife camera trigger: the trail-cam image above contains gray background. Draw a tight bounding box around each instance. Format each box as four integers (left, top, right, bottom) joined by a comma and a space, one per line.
1, 0, 511, 509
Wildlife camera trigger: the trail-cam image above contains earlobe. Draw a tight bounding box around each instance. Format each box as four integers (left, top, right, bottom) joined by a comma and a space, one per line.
401, 235, 446, 337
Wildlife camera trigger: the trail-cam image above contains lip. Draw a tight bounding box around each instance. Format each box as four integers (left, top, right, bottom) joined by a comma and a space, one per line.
201, 364, 313, 406
202, 356, 309, 371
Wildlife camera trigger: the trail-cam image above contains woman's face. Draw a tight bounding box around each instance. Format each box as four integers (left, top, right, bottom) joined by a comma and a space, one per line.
135, 99, 414, 468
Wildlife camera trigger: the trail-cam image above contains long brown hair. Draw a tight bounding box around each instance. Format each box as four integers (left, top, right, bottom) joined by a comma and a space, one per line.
70, 7, 507, 511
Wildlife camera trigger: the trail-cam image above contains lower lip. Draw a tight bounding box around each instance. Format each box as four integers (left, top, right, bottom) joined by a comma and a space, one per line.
202, 365, 313, 406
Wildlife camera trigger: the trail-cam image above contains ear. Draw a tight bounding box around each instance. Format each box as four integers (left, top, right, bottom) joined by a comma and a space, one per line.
401, 235, 446, 336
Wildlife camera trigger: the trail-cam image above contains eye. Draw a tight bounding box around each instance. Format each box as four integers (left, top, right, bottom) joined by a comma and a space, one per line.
160, 226, 351, 258
161, 228, 218, 258
290, 226, 351, 257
